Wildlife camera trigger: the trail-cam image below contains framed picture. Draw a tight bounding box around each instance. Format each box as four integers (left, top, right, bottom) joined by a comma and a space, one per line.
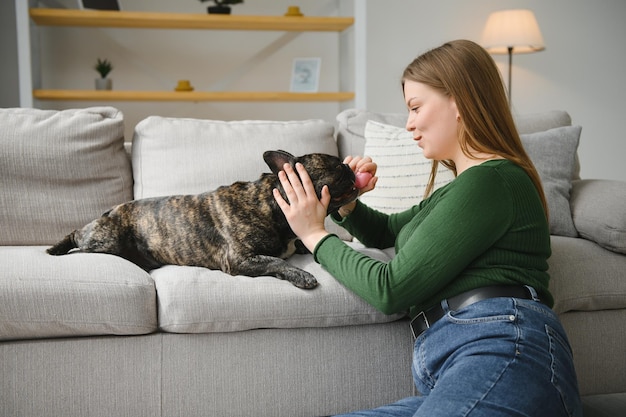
78, 0, 121, 10
290, 58, 321, 93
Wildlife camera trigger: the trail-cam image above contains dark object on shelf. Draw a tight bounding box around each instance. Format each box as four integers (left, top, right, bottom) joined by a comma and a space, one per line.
80, 0, 121, 11
199, 0, 244, 15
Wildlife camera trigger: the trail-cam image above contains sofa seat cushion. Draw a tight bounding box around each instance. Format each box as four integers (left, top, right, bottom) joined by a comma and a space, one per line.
548, 236, 626, 314
0, 247, 157, 341
155, 243, 405, 333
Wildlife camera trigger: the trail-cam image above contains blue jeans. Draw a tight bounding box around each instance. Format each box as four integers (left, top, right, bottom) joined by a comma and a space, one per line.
334, 289, 582, 417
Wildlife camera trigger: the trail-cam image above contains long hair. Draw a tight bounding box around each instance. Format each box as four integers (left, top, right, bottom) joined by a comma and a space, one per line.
401, 39, 548, 217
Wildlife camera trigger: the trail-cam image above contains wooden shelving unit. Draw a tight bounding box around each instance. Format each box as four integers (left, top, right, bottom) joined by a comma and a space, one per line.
29, 8, 354, 32
28, 8, 355, 103
33, 90, 355, 102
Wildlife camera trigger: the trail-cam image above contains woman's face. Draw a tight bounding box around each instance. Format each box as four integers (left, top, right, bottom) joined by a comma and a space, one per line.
404, 80, 460, 161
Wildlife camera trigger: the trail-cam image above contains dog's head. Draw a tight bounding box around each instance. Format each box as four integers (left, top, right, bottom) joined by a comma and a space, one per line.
264, 150, 359, 214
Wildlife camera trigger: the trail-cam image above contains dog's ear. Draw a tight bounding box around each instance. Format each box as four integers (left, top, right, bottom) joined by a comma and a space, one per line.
263, 150, 296, 174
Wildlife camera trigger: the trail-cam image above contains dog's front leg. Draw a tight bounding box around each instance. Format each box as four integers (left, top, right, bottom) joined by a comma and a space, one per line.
232, 255, 318, 289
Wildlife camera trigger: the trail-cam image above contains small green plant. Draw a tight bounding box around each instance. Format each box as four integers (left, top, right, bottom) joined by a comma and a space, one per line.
94, 58, 113, 79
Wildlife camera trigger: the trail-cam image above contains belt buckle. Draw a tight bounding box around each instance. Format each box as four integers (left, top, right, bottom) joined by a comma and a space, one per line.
410, 310, 430, 339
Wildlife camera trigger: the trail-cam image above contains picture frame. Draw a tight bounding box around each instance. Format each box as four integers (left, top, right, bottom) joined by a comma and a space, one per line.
290, 58, 321, 93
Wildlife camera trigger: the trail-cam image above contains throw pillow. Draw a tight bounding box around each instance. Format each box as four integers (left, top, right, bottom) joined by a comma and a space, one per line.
520, 125, 582, 237
132, 116, 337, 198
132, 116, 351, 240
358, 121, 455, 213
0, 107, 132, 245
570, 179, 626, 254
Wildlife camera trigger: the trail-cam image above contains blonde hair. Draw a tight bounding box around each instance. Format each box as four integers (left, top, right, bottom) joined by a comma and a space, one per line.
402, 39, 548, 217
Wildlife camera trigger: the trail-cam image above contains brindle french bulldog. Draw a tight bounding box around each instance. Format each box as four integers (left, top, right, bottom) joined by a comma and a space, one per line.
47, 150, 358, 289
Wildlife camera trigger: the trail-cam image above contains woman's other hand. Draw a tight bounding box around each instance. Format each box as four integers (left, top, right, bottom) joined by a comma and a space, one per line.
273, 162, 330, 252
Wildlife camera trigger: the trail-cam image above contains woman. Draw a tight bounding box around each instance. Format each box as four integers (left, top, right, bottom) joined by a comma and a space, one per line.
273, 39, 582, 417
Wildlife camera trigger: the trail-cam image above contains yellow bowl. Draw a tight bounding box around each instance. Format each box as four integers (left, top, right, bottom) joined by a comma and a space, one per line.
175, 80, 194, 91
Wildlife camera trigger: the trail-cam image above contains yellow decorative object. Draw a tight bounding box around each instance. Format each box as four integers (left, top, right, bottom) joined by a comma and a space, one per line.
175, 80, 194, 92
284, 6, 303, 17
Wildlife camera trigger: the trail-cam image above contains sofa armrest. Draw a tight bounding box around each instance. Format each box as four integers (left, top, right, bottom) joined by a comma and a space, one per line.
570, 179, 626, 254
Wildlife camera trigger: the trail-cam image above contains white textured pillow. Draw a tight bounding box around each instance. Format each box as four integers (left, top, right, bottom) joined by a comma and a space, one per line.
359, 121, 455, 213
132, 116, 337, 198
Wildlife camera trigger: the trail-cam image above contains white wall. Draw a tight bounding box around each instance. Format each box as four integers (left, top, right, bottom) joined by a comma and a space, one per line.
13, 0, 626, 181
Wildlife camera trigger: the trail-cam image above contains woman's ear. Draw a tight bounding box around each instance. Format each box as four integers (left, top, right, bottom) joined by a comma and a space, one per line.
449, 97, 460, 121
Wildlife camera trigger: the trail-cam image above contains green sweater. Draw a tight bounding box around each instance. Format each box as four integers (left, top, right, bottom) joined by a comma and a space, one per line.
314, 160, 553, 318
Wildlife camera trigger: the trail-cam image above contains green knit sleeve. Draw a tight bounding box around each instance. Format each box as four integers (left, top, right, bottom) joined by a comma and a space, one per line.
314, 165, 518, 315
332, 199, 421, 249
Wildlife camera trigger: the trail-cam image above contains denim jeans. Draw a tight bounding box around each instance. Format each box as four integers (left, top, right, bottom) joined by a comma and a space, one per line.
334, 288, 583, 417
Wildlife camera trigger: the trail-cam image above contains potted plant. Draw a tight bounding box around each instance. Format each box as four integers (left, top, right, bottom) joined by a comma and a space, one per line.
94, 58, 113, 90
199, 0, 243, 15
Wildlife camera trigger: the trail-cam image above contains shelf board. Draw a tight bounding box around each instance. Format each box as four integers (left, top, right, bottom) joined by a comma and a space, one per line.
33, 90, 355, 102
29, 8, 354, 32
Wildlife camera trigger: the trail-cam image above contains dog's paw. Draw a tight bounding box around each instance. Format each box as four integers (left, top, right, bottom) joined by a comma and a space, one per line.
288, 270, 318, 289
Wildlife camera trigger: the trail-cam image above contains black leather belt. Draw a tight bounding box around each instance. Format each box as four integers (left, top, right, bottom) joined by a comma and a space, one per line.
410, 285, 536, 339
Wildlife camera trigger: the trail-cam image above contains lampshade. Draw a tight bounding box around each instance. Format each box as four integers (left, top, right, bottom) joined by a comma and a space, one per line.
481, 9, 545, 54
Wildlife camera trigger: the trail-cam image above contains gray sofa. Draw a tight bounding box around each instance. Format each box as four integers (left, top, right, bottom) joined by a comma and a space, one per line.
1, 106, 624, 417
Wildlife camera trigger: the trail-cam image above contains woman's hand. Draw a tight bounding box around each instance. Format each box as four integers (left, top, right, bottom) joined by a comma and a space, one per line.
273, 162, 331, 252
337, 156, 378, 217
344, 155, 377, 193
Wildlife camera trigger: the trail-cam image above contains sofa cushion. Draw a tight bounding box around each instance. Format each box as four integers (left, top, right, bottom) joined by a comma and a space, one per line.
514, 109, 579, 180
0, 107, 132, 245
515, 110, 573, 134
520, 125, 582, 237
154, 242, 404, 333
0, 247, 157, 341
570, 179, 626, 254
336, 109, 410, 159
132, 116, 338, 199
132, 115, 351, 240
358, 120, 455, 213
548, 236, 626, 314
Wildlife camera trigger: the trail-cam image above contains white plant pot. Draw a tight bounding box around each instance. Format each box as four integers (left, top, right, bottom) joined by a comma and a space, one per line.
95, 78, 112, 90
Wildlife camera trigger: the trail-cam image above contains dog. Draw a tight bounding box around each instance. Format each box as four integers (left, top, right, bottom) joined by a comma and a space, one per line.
47, 150, 359, 289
